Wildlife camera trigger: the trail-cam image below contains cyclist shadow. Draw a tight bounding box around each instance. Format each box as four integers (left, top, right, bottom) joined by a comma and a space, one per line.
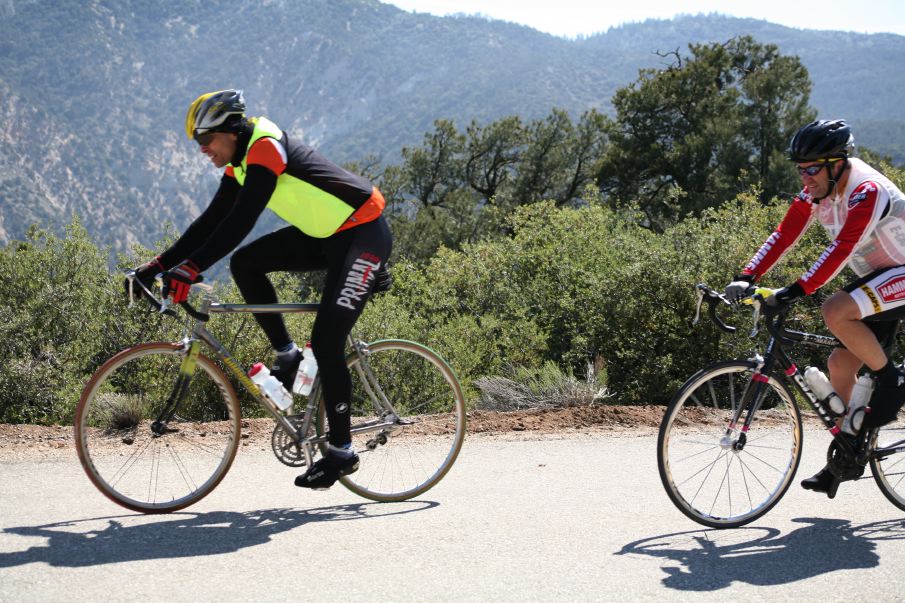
617, 517, 905, 591
0, 500, 437, 569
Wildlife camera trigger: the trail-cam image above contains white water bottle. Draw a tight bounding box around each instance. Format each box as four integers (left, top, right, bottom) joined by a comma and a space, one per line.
843, 374, 873, 436
293, 342, 318, 396
248, 363, 293, 411
804, 366, 846, 415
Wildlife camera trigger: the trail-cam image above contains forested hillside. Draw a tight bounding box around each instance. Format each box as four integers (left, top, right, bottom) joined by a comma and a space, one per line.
1, 0, 903, 256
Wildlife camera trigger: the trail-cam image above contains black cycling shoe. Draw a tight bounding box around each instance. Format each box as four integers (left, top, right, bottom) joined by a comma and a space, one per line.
801, 466, 841, 499
295, 450, 360, 490
862, 369, 905, 429
271, 349, 302, 391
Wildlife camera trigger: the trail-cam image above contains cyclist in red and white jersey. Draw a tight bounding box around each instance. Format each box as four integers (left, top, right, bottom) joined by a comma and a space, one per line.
725, 119, 905, 495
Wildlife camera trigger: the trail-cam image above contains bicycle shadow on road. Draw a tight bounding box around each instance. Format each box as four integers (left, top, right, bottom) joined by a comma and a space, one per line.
617, 517, 905, 591
0, 500, 437, 569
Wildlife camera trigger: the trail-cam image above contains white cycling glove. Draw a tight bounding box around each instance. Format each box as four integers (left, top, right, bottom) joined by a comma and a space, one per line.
724, 277, 753, 303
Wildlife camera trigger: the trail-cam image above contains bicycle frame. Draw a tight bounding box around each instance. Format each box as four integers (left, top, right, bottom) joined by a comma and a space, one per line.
156, 293, 403, 468
696, 284, 899, 464
730, 322, 851, 454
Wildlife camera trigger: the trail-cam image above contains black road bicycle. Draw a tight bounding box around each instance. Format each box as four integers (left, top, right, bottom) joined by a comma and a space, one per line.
75, 275, 466, 513
657, 284, 905, 528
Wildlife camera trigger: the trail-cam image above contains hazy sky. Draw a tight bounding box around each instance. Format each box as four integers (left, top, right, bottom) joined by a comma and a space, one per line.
383, 0, 905, 38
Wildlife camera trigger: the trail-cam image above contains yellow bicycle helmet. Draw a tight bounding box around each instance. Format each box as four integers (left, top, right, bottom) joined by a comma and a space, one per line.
185, 89, 246, 139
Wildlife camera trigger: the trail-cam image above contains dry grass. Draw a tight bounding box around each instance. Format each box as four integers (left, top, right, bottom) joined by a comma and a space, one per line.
475, 362, 612, 411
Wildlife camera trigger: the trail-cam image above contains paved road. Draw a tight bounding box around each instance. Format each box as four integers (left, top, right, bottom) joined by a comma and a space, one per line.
2, 430, 904, 602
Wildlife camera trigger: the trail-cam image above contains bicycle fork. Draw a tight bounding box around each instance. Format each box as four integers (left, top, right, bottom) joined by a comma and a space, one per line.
730, 342, 860, 459
151, 338, 202, 435
720, 354, 770, 452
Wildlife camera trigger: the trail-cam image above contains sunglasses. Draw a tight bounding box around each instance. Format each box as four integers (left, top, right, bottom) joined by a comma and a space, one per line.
796, 157, 843, 177
194, 131, 217, 146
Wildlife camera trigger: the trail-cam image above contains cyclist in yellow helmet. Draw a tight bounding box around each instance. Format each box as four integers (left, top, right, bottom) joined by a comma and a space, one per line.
129, 89, 392, 489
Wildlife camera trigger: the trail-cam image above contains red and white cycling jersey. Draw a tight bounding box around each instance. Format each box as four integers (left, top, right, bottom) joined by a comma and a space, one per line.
743, 158, 905, 294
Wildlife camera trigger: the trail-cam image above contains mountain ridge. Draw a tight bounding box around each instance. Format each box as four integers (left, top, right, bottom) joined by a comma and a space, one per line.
1, 0, 902, 256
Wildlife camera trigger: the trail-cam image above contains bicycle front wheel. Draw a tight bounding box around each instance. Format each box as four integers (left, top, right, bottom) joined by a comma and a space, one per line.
658, 360, 802, 528
869, 414, 905, 511
316, 340, 466, 501
75, 343, 242, 513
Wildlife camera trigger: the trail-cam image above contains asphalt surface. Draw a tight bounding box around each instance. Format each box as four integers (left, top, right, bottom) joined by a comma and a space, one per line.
1, 430, 904, 602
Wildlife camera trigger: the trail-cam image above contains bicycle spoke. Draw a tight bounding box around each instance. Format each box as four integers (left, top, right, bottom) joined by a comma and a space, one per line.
672, 440, 722, 464
110, 436, 156, 487
166, 444, 199, 493
742, 443, 792, 451
706, 381, 719, 409
688, 449, 729, 503
738, 454, 754, 510
709, 454, 733, 517
738, 447, 787, 474
737, 454, 771, 495
676, 449, 725, 489
891, 471, 905, 491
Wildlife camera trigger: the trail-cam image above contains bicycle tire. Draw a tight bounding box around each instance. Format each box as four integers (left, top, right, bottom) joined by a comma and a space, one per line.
658, 360, 802, 528
869, 414, 905, 512
75, 342, 242, 513
316, 339, 466, 501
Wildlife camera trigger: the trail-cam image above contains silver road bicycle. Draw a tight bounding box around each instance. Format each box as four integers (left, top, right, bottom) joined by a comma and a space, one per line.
75, 274, 466, 513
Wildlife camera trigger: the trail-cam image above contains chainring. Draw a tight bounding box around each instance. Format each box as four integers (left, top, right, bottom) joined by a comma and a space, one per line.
826, 439, 866, 481
271, 415, 310, 467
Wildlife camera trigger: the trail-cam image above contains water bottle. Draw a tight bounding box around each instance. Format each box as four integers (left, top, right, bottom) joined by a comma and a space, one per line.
293, 342, 318, 396
248, 363, 293, 411
804, 366, 846, 415
843, 374, 873, 436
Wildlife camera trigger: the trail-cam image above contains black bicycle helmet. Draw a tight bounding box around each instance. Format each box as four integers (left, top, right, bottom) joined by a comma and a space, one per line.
788, 119, 854, 162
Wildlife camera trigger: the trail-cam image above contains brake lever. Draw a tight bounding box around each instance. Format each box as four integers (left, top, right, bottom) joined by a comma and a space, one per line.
750, 298, 762, 338
125, 270, 138, 307
746, 287, 777, 338
692, 284, 706, 326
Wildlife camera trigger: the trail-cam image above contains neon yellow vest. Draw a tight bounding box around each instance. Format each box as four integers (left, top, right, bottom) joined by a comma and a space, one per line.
230, 117, 355, 238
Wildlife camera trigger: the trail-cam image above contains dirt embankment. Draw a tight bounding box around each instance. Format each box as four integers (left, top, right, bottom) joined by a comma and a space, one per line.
0, 405, 667, 460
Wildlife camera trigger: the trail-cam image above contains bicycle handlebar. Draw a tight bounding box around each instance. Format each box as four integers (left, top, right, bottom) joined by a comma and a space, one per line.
694, 283, 833, 348
693, 284, 738, 333
125, 271, 211, 322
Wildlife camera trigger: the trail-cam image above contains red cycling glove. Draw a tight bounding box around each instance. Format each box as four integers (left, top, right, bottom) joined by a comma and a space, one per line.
162, 260, 202, 304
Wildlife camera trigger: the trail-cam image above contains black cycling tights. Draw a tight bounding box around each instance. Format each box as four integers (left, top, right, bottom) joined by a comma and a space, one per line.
230, 216, 392, 447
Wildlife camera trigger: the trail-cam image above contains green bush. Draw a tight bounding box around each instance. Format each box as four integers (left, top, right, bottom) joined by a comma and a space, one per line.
374, 190, 852, 406
4, 171, 900, 423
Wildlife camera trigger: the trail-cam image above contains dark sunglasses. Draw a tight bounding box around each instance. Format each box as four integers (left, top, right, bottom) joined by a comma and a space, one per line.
194, 131, 217, 146
796, 157, 842, 177
797, 164, 825, 177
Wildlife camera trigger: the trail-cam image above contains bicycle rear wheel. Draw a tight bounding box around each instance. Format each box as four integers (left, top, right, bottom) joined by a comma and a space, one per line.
658, 360, 802, 528
869, 414, 905, 511
317, 340, 466, 501
75, 342, 241, 513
